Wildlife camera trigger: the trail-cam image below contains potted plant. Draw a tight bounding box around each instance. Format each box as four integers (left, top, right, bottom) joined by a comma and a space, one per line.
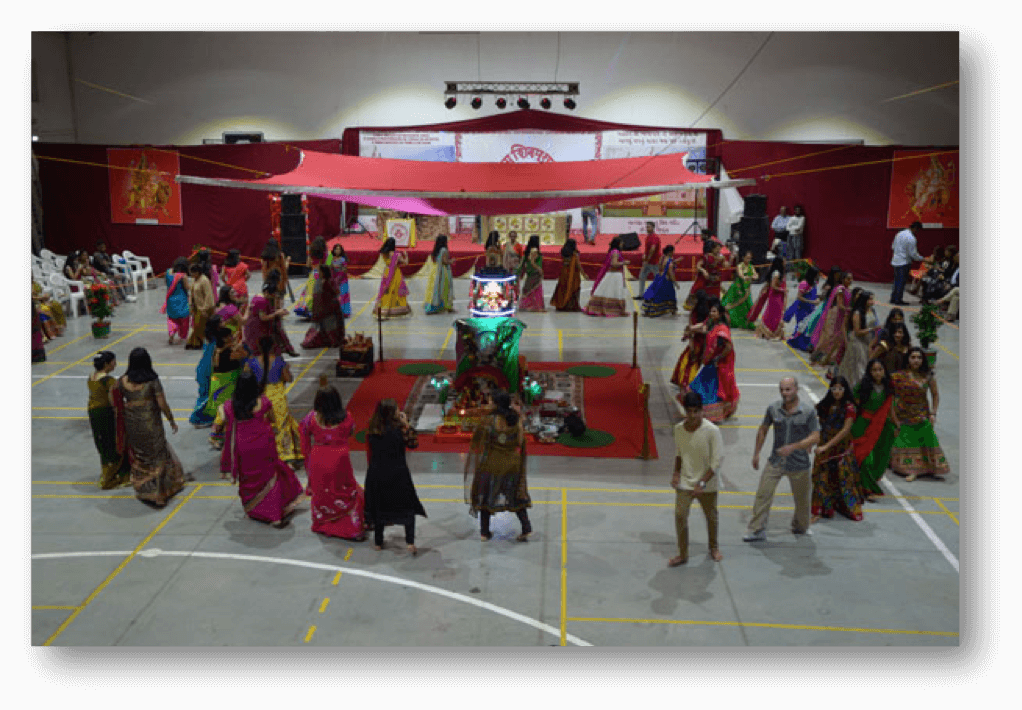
87, 283, 113, 338
911, 303, 942, 367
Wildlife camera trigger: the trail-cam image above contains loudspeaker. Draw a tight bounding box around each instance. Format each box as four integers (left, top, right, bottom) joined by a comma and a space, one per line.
618, 232, 641, 251
738, 216, 770, 264
562, 411, 587, 438
744, 194, 767, 219
280, 214, 306, 240
280, 236, 308, 276
281, 194, 304, 215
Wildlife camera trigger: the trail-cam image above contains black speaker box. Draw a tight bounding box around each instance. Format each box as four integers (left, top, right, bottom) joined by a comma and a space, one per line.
618, 232, 641, 251
280, 235, 308, 276
744, 194, 767, 219
281, 193, 304, 215
737, 216, 770, 264
280, 214, 306, 240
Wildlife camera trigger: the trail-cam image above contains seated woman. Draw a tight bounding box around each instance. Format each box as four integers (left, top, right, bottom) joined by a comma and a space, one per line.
363, 397, 426, 552
219, 370, 305, 527
299, 377, 366, 541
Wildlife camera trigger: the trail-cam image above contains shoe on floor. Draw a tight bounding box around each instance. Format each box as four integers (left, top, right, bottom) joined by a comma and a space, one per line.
792, 527, 813, 536
743, 530, 766, 542
125, 295, 137, 302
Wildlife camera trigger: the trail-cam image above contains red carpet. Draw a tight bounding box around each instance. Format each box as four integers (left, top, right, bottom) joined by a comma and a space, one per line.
327, 231, 723, 282
343, 359, 658, 460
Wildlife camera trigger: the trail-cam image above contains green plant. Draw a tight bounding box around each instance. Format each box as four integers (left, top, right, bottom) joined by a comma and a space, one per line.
911, 303, 942, 349
86, 283, 113, 322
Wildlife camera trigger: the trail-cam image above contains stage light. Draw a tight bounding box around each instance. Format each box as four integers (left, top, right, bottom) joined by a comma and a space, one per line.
563, 97, 576, 110
540, 97, 551, 110
471, 97, 482, 110
445, 96, 457, 109
495, 97, 507, 109
517, 97, 530, 110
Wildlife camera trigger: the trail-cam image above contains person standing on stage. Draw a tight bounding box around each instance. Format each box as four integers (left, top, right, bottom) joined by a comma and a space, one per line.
581, 206, 599, 245
635, 221, 662, 299
890, 221, 929, 305
668, 391, 724, 567
786, 205, 807, 263
743, 377, 820, 541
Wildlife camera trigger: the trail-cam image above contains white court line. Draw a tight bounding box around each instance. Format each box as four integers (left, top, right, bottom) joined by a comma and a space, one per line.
800, 385, 958, 574
32, 549, 593, 647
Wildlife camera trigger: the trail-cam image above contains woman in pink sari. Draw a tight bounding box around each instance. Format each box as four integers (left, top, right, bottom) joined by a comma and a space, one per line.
748, 256, 787, 340
811, 271, 854, 368
219, 371, 305, 527
299, 377, 366, 540
688, 300, 740, 422
374, 237, 412, 318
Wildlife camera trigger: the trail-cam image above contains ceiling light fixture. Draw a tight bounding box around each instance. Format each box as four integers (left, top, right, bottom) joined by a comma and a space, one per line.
563, 97, 576, 110
495, 97, 507, 109
444, 96, 457, 109
540, 97, 551, 110
471, 97, 482, 109
517, 97, 530, 110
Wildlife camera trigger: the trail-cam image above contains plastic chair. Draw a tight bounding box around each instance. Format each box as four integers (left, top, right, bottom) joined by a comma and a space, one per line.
50, 272, 85, 318
121, 250, 155, 286
112, 254, 143, 294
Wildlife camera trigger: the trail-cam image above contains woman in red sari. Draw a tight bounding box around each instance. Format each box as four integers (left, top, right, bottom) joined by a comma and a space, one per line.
670, 291, 711, 391
684, 240, 726, 310
302, 265, 345, 348
299, 377, 366, 540
811, 375, 863, 522
748, 256, 787, 340
221, 249, 250, 304
219, 370, 305, 527
687, 300, 739, 422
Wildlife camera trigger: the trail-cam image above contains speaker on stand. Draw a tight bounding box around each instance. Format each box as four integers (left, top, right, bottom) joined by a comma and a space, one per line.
271, 193, 309, 276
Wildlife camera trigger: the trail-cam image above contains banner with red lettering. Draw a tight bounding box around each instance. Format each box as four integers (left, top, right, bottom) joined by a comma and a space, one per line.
108, 148, 183, 226
886, 149, 959, 229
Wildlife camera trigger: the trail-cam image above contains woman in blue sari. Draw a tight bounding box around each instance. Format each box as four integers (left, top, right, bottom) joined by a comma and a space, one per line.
189, 315, 222, 428
641, 245, 678, 317
783, 265, 819, 339
788, 266, 838, 352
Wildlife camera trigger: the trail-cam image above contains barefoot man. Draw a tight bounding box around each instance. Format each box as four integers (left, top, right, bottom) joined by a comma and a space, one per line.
669, 391, 724, 566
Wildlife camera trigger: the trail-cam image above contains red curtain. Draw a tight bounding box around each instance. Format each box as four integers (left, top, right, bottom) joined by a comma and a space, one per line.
720, 140, 959, 283
33, 139, 341, 273
340, 110, 724, 229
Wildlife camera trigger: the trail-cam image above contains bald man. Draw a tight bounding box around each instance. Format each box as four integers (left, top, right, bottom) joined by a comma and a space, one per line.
743, 377, 820, 541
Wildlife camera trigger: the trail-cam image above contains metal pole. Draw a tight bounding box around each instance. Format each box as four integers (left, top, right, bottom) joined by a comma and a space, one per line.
377, 301, 384, 363
632, 311, 638, 369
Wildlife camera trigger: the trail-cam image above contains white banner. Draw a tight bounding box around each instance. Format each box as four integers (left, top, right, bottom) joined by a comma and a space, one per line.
456, 131, 598, 163
359, 131, 456, 162
599, 130, 706, 167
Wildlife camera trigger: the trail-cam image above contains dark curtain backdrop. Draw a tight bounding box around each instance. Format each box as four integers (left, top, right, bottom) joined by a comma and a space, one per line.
340, 110, 724, 232
719, 140, 959, 283
33, 139, 342, 273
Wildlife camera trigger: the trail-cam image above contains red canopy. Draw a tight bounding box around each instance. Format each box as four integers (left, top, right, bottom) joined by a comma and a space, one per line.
176, 149, 750, 216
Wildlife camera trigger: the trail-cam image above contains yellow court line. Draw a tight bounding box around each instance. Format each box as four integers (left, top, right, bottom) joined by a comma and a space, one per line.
318, 598, 331, 613
937, 343, 959, 361
785, 343, 829, 389
45, 333, 92, 355
344, 548, 353, 562
558, 330, 564, 361
332, 572, 342, 586
560, 487, 568, 647
933, 498, 959, 526
566, 616, 958, 638
438, 327, 453, 359
33, 605, 78, 610
34, 325, 147, 388
42, 483, 204, 646
284, 347, 329, 395
304, 625, 317, 643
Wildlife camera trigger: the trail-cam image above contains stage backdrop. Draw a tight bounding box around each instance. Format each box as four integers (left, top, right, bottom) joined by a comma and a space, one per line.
348, 112, 721, 237
720, 140, 959, 283
34, 139, 342, 273
886, 149, 959, 229
108, 148, 183, 226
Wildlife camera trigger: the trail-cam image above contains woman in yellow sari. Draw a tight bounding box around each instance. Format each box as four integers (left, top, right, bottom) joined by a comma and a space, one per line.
32, 280, 66, 337
247, 335, 304, 466
374, 237, 412, 318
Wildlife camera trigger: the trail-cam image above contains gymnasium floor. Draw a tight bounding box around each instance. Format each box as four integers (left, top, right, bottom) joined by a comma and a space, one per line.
30, 270, 960, 646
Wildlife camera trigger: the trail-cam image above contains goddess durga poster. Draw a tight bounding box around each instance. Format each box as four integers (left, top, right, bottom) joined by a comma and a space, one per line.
108, 148, 183, 225
886, 149, 958, 229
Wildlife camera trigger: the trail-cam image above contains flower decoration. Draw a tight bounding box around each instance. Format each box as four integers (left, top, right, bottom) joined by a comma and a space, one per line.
86, 283, 113, 323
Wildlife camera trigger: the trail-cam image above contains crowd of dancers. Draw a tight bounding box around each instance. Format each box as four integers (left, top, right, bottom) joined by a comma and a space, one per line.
47, 228, 951, 553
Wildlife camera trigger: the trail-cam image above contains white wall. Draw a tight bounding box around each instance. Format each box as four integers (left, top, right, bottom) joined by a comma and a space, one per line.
31, 31, 959, 147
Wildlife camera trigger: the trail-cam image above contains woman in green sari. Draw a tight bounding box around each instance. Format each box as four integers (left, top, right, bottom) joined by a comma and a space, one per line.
207, 323, 249, 449
517, 235, 545, 312
851, 359, 899, 501
721, 250, 756, 330
88, 351, 130, 489
890, 347, 950, 481
423, 235, 455, 315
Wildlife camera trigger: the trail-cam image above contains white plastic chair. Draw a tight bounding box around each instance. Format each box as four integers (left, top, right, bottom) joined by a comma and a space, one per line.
50, 272, 85, 318
41, 249, 65, 271
111, 254, 143, 294
121, 250, 155, 286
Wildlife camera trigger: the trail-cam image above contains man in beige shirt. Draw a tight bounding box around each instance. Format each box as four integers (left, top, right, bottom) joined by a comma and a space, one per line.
669, 391, 725, 566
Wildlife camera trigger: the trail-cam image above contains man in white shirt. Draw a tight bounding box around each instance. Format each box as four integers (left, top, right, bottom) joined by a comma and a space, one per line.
890, 221, 925, 305
771, 206, 789, 246
669, 391, 724, 566
785, 205, 806, 263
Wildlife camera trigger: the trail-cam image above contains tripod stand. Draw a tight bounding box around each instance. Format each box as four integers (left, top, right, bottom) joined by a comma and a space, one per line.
674, 187, 706, 247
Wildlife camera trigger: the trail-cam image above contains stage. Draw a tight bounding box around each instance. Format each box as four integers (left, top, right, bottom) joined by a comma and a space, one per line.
326, 231, 730, 283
